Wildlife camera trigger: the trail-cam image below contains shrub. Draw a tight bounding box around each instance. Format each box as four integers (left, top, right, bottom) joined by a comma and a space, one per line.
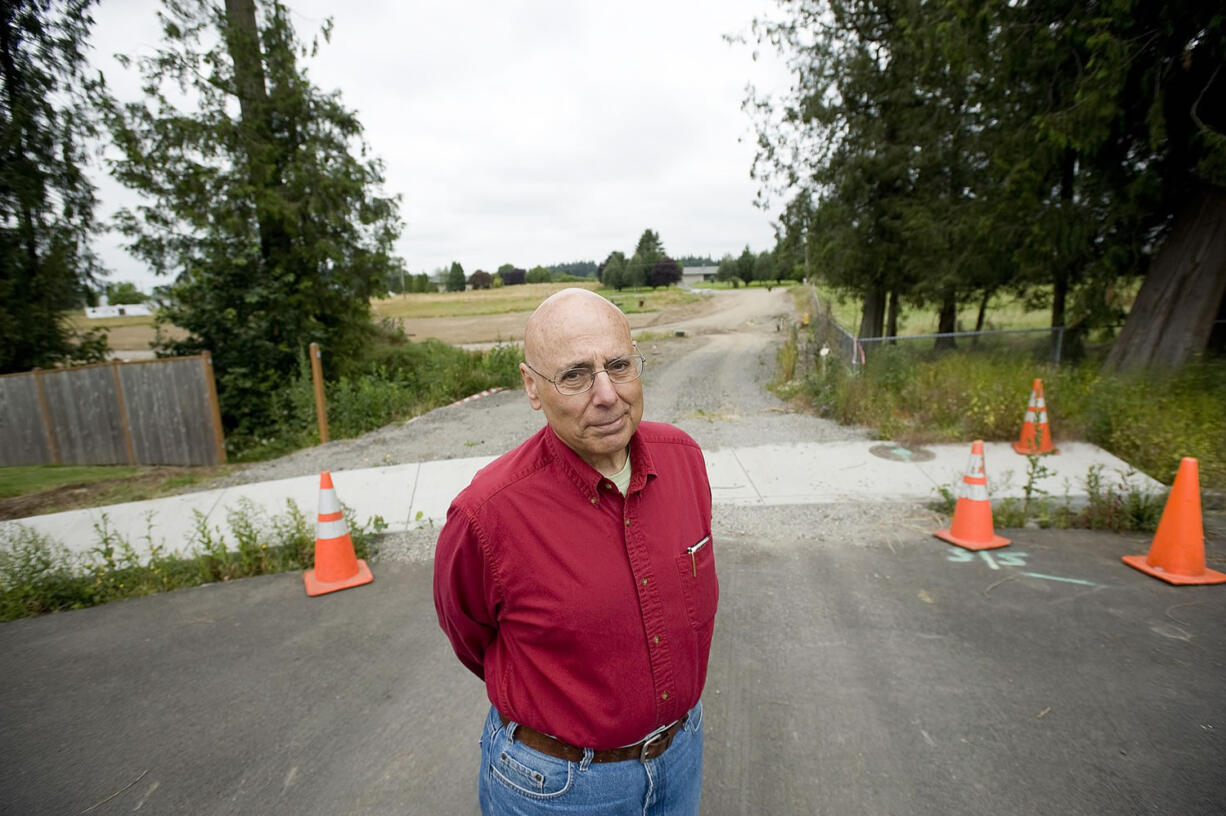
793, 344, 1225, 490
228, 332, 524, 461
0, 500, 386, 621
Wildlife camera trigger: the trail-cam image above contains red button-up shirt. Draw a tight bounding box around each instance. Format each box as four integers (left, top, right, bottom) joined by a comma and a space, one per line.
433, 421, 718, 750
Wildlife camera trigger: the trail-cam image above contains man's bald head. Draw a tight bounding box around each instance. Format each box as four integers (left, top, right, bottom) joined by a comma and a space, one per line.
519, 288, 643, 476
523, 288, 631, 362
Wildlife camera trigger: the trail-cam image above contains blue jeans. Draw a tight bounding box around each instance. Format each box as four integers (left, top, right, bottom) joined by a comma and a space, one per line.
478, 702, 704, 815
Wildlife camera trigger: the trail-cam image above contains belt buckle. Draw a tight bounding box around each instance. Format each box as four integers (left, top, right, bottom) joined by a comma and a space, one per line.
639, 730, 666, 762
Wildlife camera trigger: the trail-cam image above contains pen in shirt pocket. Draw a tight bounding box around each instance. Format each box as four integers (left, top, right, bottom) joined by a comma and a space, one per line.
687, 536, 710, 577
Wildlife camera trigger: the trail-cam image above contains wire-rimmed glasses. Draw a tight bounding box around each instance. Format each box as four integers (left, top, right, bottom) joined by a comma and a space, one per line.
523, 354, 646, 396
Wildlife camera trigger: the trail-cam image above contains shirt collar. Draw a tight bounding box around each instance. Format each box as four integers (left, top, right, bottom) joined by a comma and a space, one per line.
543, 424, 658, 498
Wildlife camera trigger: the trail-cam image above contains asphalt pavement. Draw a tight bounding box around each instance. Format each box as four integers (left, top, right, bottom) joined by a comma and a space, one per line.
2, 513, 1224, 815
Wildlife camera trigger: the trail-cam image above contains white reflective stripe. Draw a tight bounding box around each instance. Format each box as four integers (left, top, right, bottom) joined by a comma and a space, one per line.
317, 518, 350, 540
964, 453, 984, 479
318, 488, 342, 516
961, 482, 989, 502
1037, 411, 1048, 423
1023, 410, 1037, 423
1035, 398, 1046, 409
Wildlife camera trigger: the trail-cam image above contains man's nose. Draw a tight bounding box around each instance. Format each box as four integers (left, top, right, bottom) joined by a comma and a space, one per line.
589, 369, 619, 404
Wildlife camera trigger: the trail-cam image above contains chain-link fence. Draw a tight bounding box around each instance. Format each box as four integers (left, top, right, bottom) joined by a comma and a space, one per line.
857, 326, 1068, 367
797, 286, 1068, 371
800, 288, 861, 370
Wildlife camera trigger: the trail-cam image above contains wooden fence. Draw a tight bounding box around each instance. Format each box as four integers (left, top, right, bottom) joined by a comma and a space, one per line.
0, 354, 226, 467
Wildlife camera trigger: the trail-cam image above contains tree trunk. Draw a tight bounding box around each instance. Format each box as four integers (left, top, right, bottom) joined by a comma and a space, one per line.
1104, 186, 1226, 371
1051, 268, 1068, 330
1208, 289, 1226, 355
224, 0, 268, 131
858, 284, 886, 339
935, 289, 957, 350
972, 289, 991, 348
974, 289, 990, 333
222, 0, 290, 274
886, 289, 900, 343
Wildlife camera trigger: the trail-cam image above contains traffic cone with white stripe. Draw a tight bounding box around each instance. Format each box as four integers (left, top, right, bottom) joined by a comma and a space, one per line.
1123, 458, 1226, 586
934, 440, 1011, 551
1012, 378, 1056, 455
304, 471, 374, 597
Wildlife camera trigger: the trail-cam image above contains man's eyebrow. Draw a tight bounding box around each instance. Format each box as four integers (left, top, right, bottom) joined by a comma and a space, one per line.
557, 353, 631, 371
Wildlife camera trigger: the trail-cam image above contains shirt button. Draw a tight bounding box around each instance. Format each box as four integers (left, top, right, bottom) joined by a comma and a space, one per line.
661, 692, 669, 701
590, 497, 598, 505
653, 635, 660, 645
624, 518, 630, 527
641, 578, 648, 586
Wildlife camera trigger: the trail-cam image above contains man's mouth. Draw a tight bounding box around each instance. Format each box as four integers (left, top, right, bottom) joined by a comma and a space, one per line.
590, 413, 626, 431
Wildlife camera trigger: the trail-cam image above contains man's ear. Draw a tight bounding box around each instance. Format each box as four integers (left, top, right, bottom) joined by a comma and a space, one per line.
520, 363, 543, 410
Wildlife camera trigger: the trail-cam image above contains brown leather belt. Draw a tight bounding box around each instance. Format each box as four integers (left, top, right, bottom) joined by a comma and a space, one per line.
499, 713, 687, 763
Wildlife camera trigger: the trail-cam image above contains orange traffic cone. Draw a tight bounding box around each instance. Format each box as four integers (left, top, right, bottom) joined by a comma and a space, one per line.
1123, 458, 1225, 586
934, 440, 1011, 551
1012, 378, 1056, 455
304, 471, 374, 597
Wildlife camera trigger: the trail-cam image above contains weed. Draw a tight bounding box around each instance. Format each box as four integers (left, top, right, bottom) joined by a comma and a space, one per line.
1021, 454, 1053, 516
225, 338, 524, 462
0, 500, 388, 621
775, 327, 799, 385
0, 526, 90, 619
789, 333, 1225, 491
930, 464, 1167, 533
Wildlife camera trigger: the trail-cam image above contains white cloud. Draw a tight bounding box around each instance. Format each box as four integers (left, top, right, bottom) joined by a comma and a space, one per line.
89, 0, 788, 288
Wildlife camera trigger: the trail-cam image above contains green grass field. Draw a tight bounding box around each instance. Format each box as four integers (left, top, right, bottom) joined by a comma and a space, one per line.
374, 282, 702, 319
0, 465, 142, 498
811, 282, 1141, 336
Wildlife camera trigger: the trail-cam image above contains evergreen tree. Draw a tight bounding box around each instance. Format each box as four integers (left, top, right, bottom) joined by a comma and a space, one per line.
446, 261, 466, 292
750, 0, 1226, 358
753, 251, 776, 285
1, 0, 108, 372
736, 246, 756, 287
103, 0, 403, 433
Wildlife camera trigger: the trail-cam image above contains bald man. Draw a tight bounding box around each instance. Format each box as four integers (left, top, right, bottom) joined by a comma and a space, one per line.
434, 288, 718, 815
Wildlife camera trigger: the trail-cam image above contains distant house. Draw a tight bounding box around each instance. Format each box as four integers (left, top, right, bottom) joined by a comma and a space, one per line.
85, 304, 152, 319
680, 266, 718, 288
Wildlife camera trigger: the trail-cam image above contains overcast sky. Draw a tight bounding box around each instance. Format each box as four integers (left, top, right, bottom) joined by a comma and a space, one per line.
89, 0, 789, 291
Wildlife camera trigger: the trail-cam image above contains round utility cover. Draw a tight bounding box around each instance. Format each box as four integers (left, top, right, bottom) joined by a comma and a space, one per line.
869, 443, 936, 463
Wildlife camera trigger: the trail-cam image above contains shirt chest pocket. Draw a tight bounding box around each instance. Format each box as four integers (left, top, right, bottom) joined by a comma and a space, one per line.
674, 534, 718, 630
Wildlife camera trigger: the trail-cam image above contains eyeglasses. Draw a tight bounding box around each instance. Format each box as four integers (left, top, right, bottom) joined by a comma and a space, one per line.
523, 354, 646, 396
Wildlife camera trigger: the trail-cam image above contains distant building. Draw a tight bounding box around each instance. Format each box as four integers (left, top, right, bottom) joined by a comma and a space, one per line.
85, 304, 152, 318
681, 266, 718, 288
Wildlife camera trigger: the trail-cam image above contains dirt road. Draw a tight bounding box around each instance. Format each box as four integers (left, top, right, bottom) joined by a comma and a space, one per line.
217, 287, 867, 487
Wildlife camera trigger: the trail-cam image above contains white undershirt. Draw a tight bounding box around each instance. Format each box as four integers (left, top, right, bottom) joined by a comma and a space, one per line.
609, 449, 632, 495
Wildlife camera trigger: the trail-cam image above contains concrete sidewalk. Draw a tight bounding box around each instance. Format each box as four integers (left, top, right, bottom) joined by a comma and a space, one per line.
1, 440, 1160, 560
